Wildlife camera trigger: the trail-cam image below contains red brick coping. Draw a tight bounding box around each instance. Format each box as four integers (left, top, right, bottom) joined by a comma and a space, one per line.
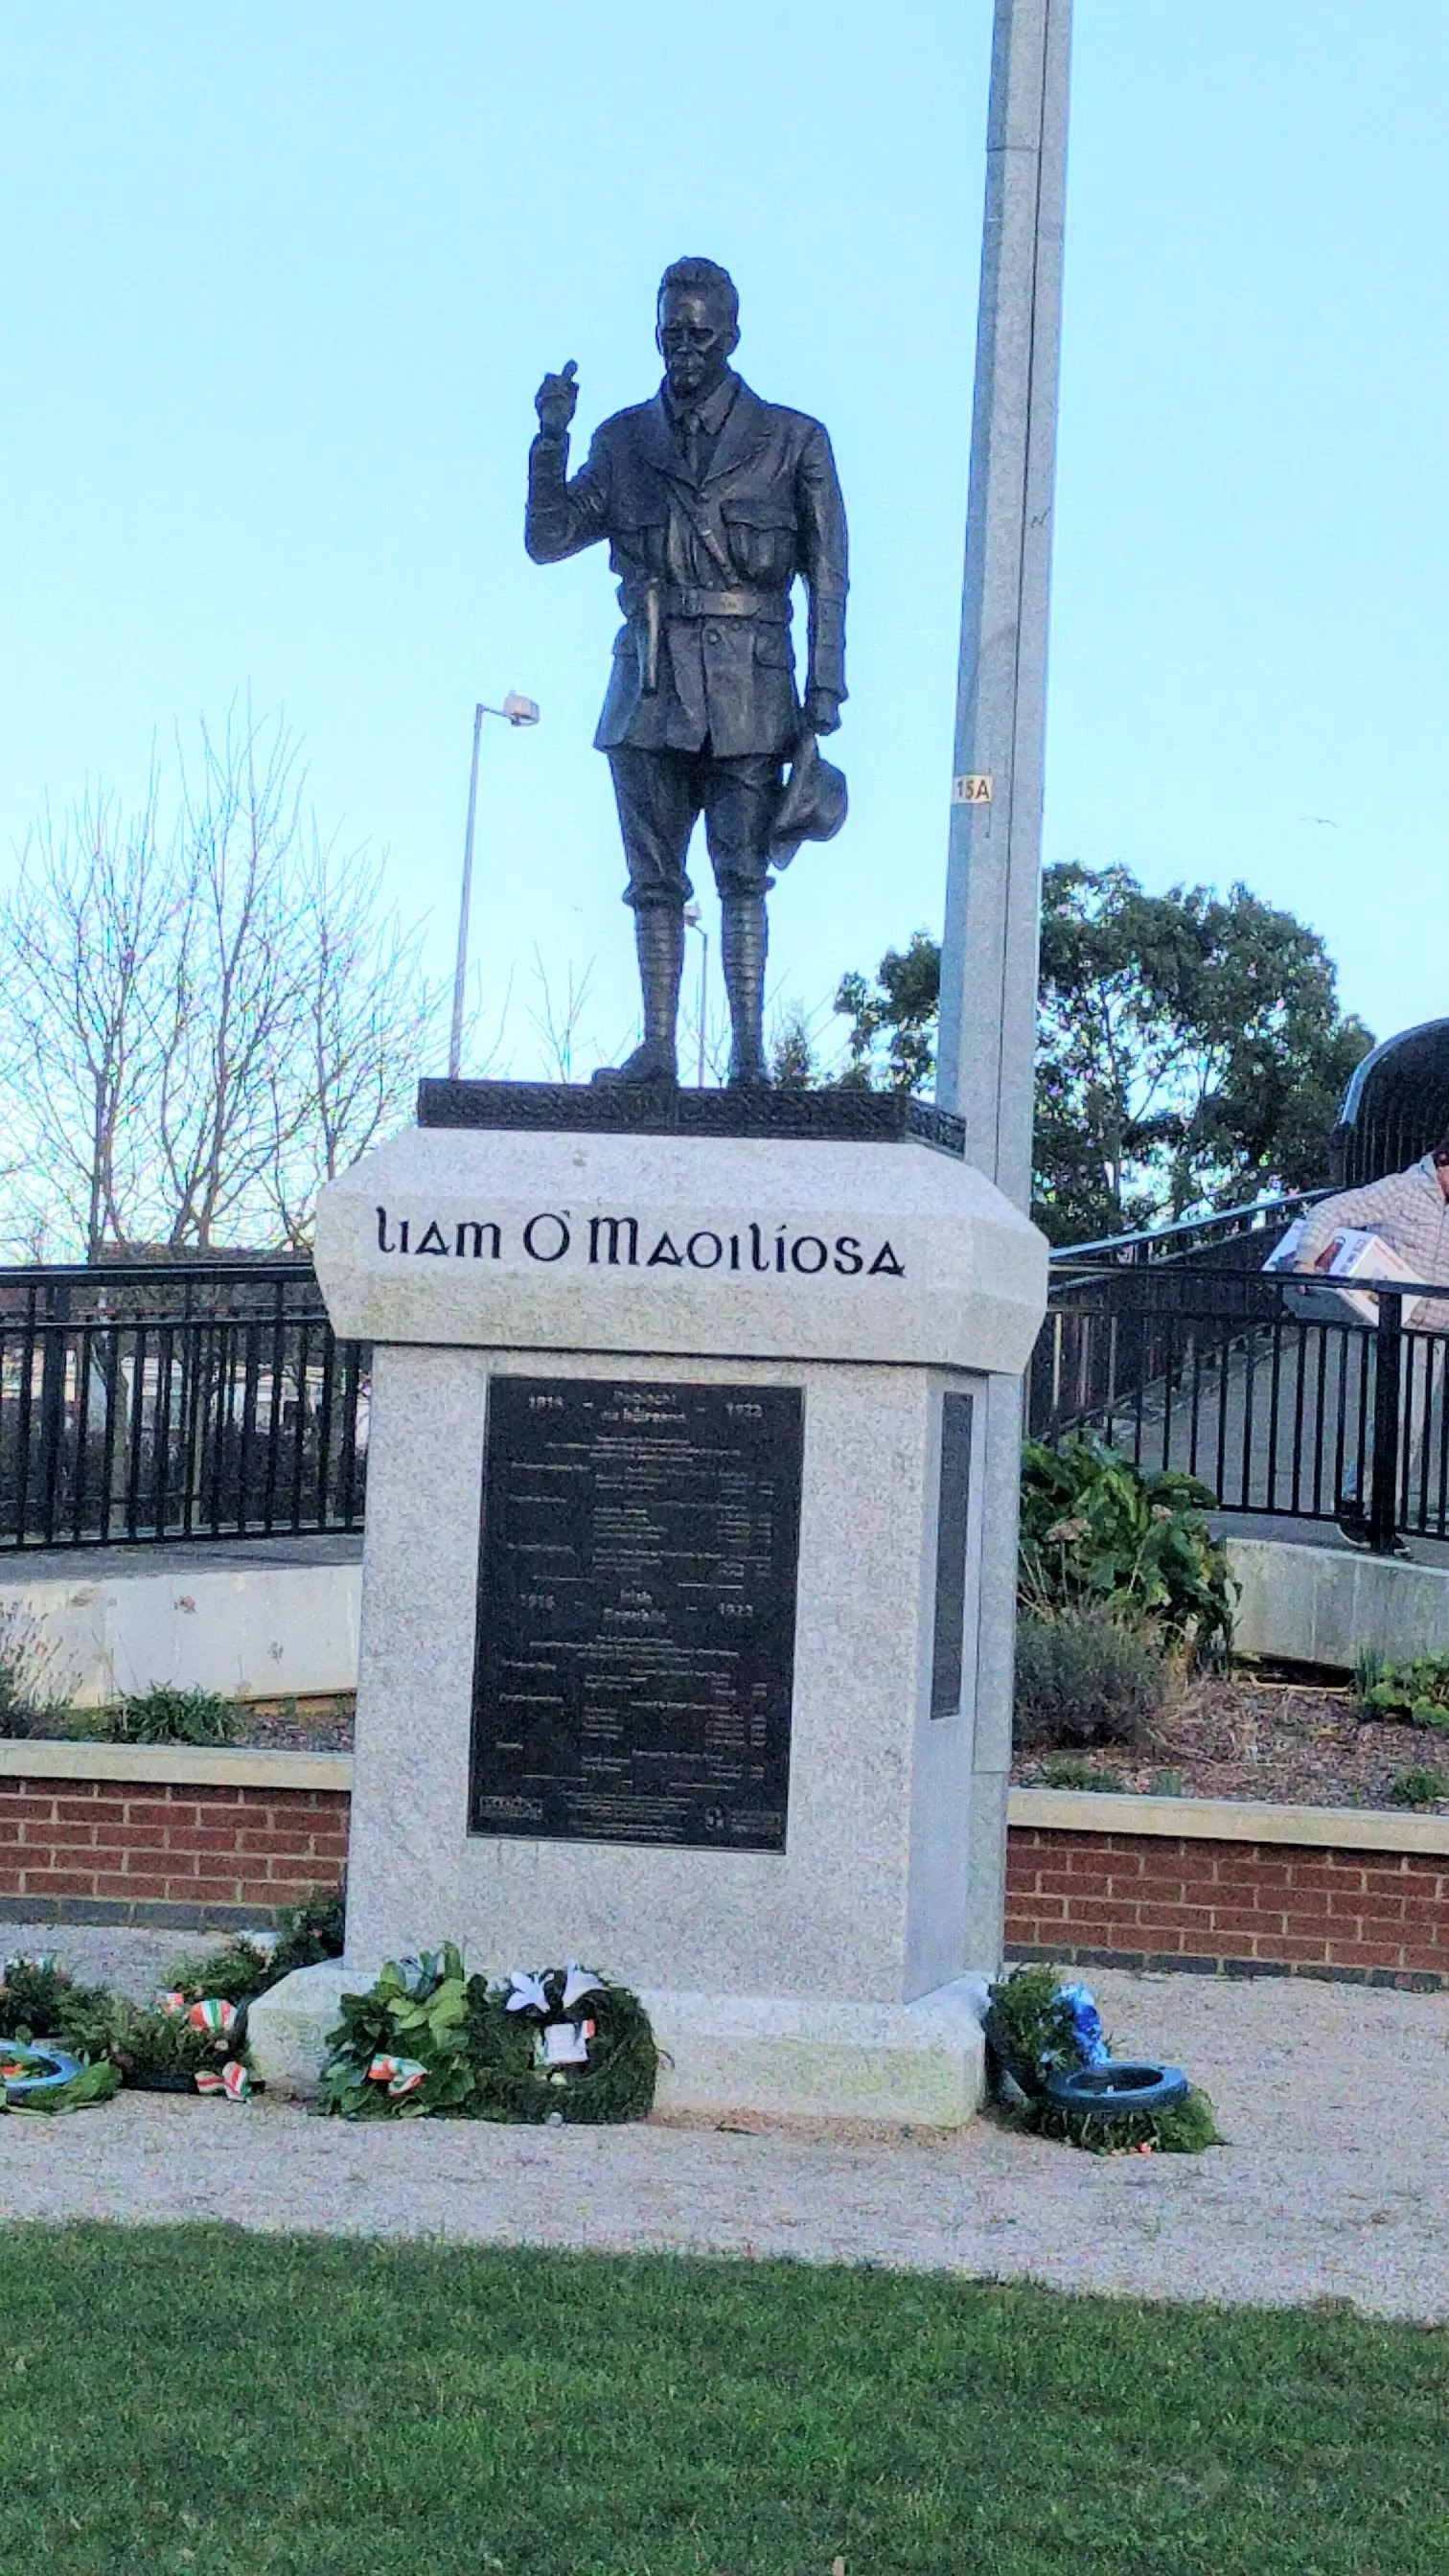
0, 1744, 351, 1930
1007, 1788, 1449, 1990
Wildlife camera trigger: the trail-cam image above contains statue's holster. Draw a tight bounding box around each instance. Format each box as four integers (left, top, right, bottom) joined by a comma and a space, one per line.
626, 582, 789, 698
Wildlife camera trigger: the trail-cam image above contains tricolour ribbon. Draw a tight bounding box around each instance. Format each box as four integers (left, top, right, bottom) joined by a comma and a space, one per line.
366, 2053, 426, 2097
186, 1997, 239, 2036
194, 2059, 252, 2102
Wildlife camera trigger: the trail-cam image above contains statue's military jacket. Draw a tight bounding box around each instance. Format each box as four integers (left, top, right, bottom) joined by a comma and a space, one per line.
525, 373, 847, 760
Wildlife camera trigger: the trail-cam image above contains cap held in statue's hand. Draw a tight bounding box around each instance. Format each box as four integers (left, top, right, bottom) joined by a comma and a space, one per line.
770, 730, 848, 870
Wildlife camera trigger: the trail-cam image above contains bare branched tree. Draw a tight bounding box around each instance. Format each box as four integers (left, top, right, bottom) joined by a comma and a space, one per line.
526, 948, 597, 1083
266, 829, 439, 1245
153, 710, 311, 1248
457, 958, 516, 1085
677, 981, 732, 1088
0, 708, 445, 1257
0, 781, 172, 1258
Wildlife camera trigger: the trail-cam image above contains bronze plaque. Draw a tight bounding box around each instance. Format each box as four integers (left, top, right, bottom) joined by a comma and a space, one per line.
470, 1376, 802, 1851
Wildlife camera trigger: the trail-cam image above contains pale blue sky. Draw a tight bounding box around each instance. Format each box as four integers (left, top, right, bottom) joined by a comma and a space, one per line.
1, 3, 1444, 1075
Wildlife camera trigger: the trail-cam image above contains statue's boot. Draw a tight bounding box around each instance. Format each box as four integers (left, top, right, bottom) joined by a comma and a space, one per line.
592, 907, 682, 1086
723, 895, 770, 1088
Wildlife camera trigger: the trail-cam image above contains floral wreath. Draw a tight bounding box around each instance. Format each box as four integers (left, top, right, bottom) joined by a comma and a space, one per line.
322, 1947, 657, 2125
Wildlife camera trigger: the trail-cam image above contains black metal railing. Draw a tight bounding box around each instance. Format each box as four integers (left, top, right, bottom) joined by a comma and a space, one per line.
0, 1262, 367, 1552
1030, 1262, 1449, 1553
9, 1230, 1443, 1561
1050, 1185, 1330, 1268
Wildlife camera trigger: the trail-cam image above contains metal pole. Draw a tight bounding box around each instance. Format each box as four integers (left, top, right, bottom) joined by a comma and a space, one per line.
448, 703, 486, 1081
936, 0, 1071, 1175
696, 929, 709, 1089
934, 0, 1072, 1973
1369, 1290, 1405, 1554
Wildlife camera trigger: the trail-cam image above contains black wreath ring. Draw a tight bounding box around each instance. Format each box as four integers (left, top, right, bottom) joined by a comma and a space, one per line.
1042, 2060, 1189, 2116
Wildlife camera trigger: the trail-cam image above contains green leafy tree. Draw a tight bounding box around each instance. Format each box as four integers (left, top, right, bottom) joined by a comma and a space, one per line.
832, 863, 1372, 1244
834, 931, 940, 1093
768, 1002, 819, 1089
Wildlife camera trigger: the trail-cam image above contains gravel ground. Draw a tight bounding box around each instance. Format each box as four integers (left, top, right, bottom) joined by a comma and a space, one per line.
2, 1925, 1447, 2318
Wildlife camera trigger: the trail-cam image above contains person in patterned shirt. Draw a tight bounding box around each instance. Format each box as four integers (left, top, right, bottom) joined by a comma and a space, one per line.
1294, 1132, 1449, 1545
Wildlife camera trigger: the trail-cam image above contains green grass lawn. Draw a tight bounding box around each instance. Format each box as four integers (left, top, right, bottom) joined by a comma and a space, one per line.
1, 2227, 1446, 2574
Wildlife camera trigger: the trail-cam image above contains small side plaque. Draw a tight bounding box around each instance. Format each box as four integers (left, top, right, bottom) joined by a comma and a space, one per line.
930, 1392, 975, 1716
470, 1376, 803, 1852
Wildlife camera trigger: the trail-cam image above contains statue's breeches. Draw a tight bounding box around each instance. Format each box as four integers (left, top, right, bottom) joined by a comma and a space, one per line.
608, 747, 783, 912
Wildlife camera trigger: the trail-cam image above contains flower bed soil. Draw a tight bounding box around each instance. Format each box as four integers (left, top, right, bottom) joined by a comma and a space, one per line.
260, 1681, 1436, 1810
228, 1694, 354, 1754
27, 1679, 1440, 1814
1012, 1668, 1446, 1812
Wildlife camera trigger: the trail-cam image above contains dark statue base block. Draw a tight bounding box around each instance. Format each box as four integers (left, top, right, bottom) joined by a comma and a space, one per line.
416, 1079, 966, 1159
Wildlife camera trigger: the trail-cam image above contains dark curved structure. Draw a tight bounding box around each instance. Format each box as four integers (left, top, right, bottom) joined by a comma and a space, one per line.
1331, 1016, 1449, 1187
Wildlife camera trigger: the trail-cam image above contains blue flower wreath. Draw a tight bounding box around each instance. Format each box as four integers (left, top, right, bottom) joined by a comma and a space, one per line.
1055, 1982, 1110, 2067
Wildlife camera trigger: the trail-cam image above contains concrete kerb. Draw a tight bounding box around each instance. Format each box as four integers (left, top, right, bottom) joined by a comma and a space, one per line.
1, 1528, 1444, 1734
244, 1963, 991, 2127
1226, 1530, 1449, 1667
0, 1536, 362, 1709
0, 1740, 352, 1793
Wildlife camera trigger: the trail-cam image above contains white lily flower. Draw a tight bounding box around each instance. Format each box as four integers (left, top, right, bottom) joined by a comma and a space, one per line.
505, 1971, 550, 2015
562, 1962, 604, 2012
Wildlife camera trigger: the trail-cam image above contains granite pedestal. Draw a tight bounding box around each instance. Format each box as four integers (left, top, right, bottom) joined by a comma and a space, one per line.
247, 1088, 1047, 2123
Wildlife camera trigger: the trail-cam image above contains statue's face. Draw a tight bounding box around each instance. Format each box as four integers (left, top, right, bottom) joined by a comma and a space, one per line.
656, 288, 738, 402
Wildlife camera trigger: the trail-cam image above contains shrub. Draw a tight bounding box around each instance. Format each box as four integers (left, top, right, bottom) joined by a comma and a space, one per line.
165, 1936, 277, 2009
1015, 1606, 1166, 1751
0, 1954, 113, 2053
1388, 1767, 1448, 1809
1354, 1647, 1387, 1701
107, 1998, 244, 2089
1020, 1436, 1235, 1656
1037, 1754, 1127, 1792
53, 1981, 124, 2062
106, 1686, 237, 1747
268, 1890, 345, 1980
0, 1954, 74, 2039
165, 1891, 345, 2012
1358, 1653, 1449, 1732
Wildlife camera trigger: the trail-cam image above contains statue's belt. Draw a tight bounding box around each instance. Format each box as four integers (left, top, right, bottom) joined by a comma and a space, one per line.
620, 582, 790, 623
620, 583, 791, 695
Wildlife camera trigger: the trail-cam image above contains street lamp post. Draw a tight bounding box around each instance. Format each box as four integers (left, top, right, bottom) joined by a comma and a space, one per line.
448, 692, 540, 1081
935, 0, 1073, 1971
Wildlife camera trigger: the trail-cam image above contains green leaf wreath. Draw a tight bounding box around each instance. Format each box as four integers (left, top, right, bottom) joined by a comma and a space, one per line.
321, 1948, 657, 2125
986, 1963, 1221, 2155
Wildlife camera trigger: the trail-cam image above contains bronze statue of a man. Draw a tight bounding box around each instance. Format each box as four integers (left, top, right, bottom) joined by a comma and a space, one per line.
526, 256, 848, 1088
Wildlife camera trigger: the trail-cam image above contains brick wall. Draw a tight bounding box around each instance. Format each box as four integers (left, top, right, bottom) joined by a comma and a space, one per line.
1006, 1825, 1449, 1986
4, 1755, 1447, 1981
0, 1777, 349, 1928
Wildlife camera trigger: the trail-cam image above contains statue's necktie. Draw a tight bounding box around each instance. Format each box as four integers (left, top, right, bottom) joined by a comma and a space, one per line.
680, 408, 704, 485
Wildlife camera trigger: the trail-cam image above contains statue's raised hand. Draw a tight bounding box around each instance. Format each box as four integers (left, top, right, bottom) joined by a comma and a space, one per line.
535, 359, 579, 439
